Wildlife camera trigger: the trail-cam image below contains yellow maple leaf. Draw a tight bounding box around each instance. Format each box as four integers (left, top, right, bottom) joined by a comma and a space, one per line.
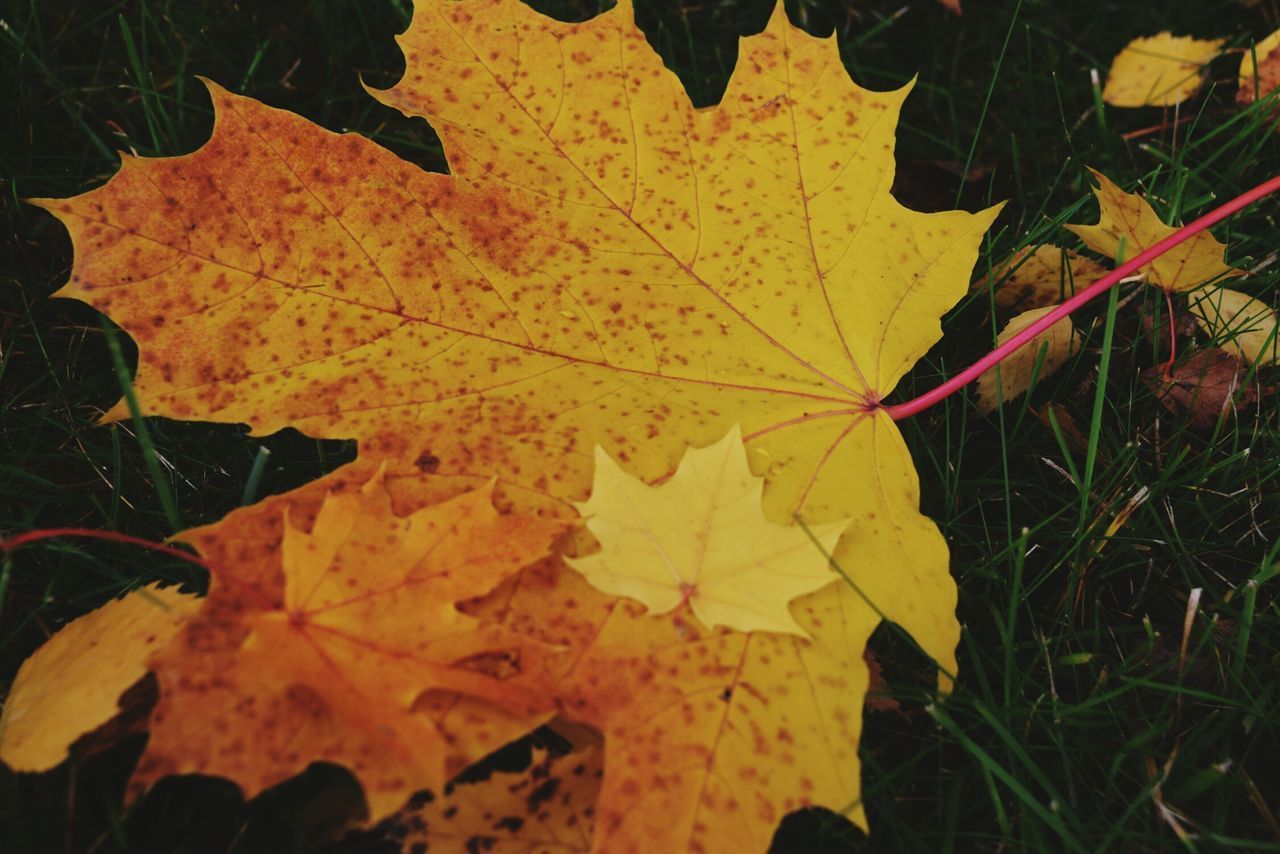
976, 306, 1080, 413
30, 0, 1013, 839
569, 426, 844, 636
973, 244, 1109, 312
1066, 169, 1243, 292
390, 747, 602, 852
39, 0, 996, 701
1103, 32, 1224, 107
0, 583, 198, 772
1190, 287, 1280, 366
132, 468, 567, 819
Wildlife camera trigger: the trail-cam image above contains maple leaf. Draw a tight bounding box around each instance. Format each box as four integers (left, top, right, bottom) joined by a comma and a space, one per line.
1190, 287, 1280, 366
36, 0, 999, 710
976, 306, 1080, 413
132, 467, 567, 818
462, 546, 873, 851
1066, 169, 1243, 292
217, 459, 883, 850
1102, 33, 1223, 107
568, 426, 845, 636
386, 747, 602, 852
973, 244, 1109, 312
0, 583, 197, 772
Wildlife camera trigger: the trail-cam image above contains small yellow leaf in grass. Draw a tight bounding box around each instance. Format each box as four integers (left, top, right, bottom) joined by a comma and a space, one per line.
1103, 32, 1224, 107
1238, 29, 1280, 105
568, 426, 847, 638
973, 244, 1110, 312
1066, 169, 1243, 293
977, 307, 1081, 413
0, 583, 198, 771
1190, 287, 1280, 366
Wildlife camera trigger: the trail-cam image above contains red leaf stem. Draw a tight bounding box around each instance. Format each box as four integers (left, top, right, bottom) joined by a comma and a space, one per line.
1, 527, 212, 570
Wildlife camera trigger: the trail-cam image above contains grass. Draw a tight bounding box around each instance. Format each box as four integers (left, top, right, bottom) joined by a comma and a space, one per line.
3, 0, 1280, 850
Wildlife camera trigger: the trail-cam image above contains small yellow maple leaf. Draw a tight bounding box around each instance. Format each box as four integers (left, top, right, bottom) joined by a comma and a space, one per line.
133, 467, 567, 819
973, 244, 1109, 312
0, 584, 198, 772
1103, 32, 1224, 107
976, 306, 1080, 413
1066, 169, 1243, 292
1190, 287, 1280, 366
568, 427, 845, 637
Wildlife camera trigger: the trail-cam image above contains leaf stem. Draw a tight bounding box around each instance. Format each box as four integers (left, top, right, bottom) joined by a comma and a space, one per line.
1, 527, 280, 609
0, 527, 212, 570
1159, 289, 1177, 377
885, 173, 1280, 421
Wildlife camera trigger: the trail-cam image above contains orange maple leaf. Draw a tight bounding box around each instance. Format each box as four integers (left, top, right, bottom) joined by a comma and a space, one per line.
133, 467, 567, 818
157, 456, 878, 850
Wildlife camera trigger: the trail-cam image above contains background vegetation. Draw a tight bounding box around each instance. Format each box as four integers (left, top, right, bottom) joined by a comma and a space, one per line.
3, 0, 1280, 850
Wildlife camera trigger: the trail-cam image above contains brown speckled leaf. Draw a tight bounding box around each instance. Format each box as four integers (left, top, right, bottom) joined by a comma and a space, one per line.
136, 466, 567, 819
1143, 348, 1257, 429
972, 245, 1109, 312
471, 555, 875, 852
386, 747, 602, 853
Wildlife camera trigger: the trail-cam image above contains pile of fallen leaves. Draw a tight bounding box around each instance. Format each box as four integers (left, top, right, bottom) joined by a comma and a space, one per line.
3, 1, 1278, 850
